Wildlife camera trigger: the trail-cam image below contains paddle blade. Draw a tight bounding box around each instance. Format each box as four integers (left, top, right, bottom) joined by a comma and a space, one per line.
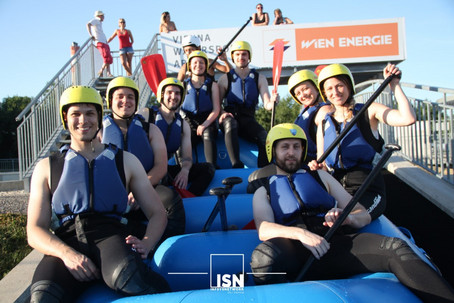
272, 40, 284, 94
315, 64, 328, 76
141, 54, 167, 95
173, 185, 196, 198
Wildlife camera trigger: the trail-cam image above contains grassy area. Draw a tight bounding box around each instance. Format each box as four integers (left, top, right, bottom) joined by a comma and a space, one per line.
0, 213, 32, 279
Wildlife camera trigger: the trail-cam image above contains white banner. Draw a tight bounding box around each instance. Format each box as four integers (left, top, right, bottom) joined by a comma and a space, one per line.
160, 17, 406, 74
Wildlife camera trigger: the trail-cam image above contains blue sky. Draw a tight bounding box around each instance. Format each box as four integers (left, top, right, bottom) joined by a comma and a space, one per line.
1, 0, 453, 102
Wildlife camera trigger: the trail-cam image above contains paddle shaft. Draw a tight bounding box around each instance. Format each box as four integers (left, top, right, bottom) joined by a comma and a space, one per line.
271, 103, 276, 128
271, 40, 284, 128
295, 143, 401, 282
317, 75, 396, 164
208, 17, 252, 70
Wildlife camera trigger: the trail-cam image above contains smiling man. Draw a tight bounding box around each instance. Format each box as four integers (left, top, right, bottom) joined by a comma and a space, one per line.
27, 86, 169, 302
102, 77, 185, 242
217, 40, 279, 168
138, 77, 215, 196
250, 123, 454, 302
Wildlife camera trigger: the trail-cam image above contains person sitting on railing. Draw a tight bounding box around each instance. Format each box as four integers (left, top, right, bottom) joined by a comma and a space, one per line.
86, 10, 113, 77
273, 8, 293, 25
159, 11, 177, 33
309, 63, 416, 220
251, 123, 454, 303
251, 3, 270, 26
107, 18, 134, 76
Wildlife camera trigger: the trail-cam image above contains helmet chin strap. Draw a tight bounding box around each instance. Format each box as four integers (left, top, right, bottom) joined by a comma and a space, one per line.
309, 93, 322, 106
112, 109, 134, 123
90, 127, 102, 152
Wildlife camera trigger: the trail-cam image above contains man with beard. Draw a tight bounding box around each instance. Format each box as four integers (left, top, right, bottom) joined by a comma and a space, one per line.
217, 40, 279, 168
138, 78, 215, 196
250, 123, 454, 302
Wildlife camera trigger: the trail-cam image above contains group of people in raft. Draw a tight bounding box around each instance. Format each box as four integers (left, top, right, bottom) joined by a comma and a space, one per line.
26, 37, 454, 302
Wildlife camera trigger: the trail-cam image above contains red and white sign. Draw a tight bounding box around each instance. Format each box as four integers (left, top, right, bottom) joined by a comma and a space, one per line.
160, 18, 405, 74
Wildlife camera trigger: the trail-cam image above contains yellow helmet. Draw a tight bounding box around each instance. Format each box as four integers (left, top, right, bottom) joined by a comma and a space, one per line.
288, 70, 319, 105
59, 86, 103, 130
187, 50, 209, 73
230, 40, 252, 61
105, 77, 139, 109
157, 77, 185, 104
317, 63, 355, 102
265, 123, 308, 163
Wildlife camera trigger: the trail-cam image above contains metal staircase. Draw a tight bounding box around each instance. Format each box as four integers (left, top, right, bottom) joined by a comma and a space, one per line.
15, 34, 160, 185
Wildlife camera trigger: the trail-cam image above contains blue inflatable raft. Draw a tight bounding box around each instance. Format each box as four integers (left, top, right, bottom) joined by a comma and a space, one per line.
77, 216, 432, 302
75, 137, 435, 303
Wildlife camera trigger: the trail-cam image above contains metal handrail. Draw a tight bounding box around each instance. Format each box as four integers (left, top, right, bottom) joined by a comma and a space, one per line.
15, 35, 159, 181
15, 33, 453, 187
16, 38, 92, 122
355, 80, 453, 185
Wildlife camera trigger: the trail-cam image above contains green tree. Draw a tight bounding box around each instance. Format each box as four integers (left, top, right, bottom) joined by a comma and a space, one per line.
256, 94, 300, 131
0, 96, 31, 158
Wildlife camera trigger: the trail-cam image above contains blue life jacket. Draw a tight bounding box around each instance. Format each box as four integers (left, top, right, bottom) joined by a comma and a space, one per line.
294, 103, 327, 161
268, 170, 336, 226
102, 114, 154, 172
149, 106, 183, 158
225, 69, 259, 113
51, 145, 128, 226
322, 104, 383, 170
182, 78, 213, 115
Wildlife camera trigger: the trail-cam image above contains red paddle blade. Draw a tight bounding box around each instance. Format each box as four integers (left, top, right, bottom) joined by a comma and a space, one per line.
141, 54, 167, 95
175, 188, 196, 198
315, 64, 328, 76
172, 182, 196, 198
272, 40, 284, 94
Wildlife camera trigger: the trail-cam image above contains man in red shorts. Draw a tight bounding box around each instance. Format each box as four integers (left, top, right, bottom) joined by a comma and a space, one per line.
86, 10, 113, 77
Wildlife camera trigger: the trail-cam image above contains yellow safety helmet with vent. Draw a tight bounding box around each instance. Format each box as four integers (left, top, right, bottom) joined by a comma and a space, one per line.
317, 63, 355, 102
230, 41, 252, 61
157, 77, 185, 104
187, 50, 209, 73
59, 86, 103, 130
288, 70, 319, 105
266, 123, 308, 163
106, 77, 139, 110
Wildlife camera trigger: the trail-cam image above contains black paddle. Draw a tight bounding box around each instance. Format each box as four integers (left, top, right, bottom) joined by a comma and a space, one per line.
208, 17, 252, 70
317, 74, 396, 164
295, 143, 401, 282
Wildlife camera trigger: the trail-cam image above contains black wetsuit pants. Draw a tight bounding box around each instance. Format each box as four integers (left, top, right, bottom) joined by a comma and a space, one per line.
167, 162, 215, 196
333, 167, 386, 220
220, 115, 268, 168
184, 114, 218, 167
125, 184, 186, 246
30, 217, 169, 303
251, 232, 454, 302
